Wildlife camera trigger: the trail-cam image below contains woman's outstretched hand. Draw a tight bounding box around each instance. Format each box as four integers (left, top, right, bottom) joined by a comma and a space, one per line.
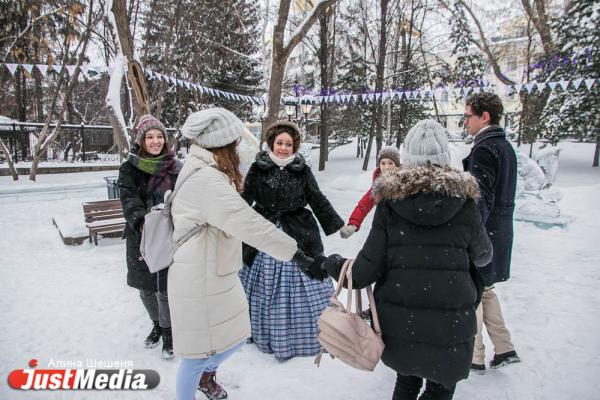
292, 250, 328, 281
339, 224, 357, 239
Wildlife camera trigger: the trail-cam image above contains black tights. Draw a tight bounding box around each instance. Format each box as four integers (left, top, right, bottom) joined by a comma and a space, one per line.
392, 374, 456, 400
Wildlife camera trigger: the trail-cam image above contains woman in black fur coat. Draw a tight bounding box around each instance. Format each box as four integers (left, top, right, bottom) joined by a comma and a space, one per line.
239, 121, 344, 360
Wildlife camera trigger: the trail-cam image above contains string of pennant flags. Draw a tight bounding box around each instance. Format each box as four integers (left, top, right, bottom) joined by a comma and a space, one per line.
1, 62, 597, 107
284, 77, 598, 105
1, 62, 267, 105
143, 68, 265, 104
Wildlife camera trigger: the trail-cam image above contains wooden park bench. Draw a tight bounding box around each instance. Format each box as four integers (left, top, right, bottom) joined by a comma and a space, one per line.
82, 199, 126, 245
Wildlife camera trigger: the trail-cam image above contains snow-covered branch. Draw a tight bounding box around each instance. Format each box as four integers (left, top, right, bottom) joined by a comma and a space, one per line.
1, 6, 66, 61
105, 54, 129, 144
282, 0, 338, 58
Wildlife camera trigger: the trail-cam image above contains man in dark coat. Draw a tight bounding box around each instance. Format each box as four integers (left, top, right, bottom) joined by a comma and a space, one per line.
320, 120, 493, 399
462, 93, 521, 373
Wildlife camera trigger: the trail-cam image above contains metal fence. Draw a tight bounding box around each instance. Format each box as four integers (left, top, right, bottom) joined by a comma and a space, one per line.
0, 122, 180, 162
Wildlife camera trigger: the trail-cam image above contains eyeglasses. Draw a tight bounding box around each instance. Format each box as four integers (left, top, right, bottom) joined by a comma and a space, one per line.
463, 113, 475, 120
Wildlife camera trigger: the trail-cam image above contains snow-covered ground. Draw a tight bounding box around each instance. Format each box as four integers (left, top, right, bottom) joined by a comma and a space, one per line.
1, 139, 599, 399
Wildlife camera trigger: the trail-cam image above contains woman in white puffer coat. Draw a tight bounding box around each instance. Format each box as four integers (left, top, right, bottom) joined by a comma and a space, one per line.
169, 108, 322, 400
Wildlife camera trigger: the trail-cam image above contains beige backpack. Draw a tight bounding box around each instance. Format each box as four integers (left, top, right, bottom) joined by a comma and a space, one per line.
316, 259, 385, 371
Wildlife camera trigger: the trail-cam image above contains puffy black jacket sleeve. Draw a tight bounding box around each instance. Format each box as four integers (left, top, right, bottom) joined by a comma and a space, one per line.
118, 165, 147, 232
304, 167, 344, 235
241, 162, 257, 206
470, 144, 498, 224
465, 199, 493, 267
324, 205, 388, 288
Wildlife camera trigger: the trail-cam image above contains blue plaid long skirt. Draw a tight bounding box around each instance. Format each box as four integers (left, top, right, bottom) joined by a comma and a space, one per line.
239, 251, 334, 360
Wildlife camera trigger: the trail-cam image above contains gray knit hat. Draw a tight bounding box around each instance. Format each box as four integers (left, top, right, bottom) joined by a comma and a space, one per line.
181, 107, 244, 148
377, 145, 401, 167
402, 119, 450, 166
135, 114, 167, 141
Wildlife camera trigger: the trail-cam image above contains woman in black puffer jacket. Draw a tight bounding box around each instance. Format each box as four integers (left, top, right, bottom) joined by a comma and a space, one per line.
321, 120, 492, 400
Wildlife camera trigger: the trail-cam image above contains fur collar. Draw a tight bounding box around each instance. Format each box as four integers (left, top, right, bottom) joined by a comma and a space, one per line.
255, 150, 306, 172
372, 164, 480, 203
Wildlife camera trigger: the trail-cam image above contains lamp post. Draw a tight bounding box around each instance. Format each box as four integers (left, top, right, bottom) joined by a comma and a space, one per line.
301, 102, 313, 120
285, 104, 295, 121
300, 100, 313, 140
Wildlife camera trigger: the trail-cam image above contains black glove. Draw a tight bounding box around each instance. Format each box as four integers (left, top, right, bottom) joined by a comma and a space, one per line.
292, 250, 328, 281
322, 254, 347, 279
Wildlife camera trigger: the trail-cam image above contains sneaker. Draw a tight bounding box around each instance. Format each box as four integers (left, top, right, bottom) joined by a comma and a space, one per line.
490, 350, 521, 369
144, 321, 161, 348
470, 363, 486, 375
161, 327, 174, 359
198, 371, 228, 400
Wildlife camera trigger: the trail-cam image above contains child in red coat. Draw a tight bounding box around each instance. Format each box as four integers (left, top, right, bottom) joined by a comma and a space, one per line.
340, 146, 401, 238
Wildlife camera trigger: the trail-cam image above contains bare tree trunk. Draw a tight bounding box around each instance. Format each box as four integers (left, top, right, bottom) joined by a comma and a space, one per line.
364, 0, 389, 170
31, 5, 45, 123
318, 12, 330, 171
362, 102, 377, 171
112, 0, 150, 118
263, 0, 339, 140
0, 139, 19, 180
264, 58, 287, 133
518, 0, 554, 146
593, 115, 600, 167
33, 68, 44, 122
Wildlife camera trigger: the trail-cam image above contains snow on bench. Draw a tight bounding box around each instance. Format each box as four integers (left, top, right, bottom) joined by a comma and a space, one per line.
82, 199, 125, 245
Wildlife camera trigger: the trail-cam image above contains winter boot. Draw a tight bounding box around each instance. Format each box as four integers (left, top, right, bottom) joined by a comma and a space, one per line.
470, 363, 486, 375
144, 321, 162, 348
490, 350, 521, 369
161, 327, 174, 359
198, 371, 228, 400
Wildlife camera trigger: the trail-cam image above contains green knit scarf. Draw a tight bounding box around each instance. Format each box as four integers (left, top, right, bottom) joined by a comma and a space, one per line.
127, 153, 169, 176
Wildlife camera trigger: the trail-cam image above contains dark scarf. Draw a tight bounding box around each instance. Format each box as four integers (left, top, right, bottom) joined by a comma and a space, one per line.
127, 147, 178, 195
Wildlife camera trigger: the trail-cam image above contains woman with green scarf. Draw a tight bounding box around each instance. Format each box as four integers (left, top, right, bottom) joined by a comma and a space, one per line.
118, 114, 181, 359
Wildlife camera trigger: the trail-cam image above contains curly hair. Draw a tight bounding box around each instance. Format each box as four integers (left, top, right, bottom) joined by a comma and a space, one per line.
466, 92, 504, 125
207, 141, 244, 192
266, 126, 301, 153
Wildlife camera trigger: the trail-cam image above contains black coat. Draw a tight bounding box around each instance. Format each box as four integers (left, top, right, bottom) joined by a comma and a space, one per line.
118, 156, 180, 292
241, 151, 344, 265
463, 126, 517, 286
324, 165, 492, 388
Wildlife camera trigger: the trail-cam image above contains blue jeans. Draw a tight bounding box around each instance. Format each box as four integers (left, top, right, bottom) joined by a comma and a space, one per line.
175, 341, 244, 400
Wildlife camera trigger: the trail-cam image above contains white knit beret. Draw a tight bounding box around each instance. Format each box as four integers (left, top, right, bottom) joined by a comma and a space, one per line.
181, 107, 244, 148
402, 119, 450, 167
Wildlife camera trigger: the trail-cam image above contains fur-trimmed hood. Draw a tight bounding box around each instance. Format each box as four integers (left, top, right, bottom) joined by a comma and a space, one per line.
372, 164, 480, 226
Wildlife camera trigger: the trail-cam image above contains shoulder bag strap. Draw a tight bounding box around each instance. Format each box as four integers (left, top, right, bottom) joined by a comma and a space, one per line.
333, 258, 353, 298
167, 166, 206, 247
342, 258, 383, 335
345, 260, 354, 313
366, 285, 382, 335
165, 166, 204, 205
